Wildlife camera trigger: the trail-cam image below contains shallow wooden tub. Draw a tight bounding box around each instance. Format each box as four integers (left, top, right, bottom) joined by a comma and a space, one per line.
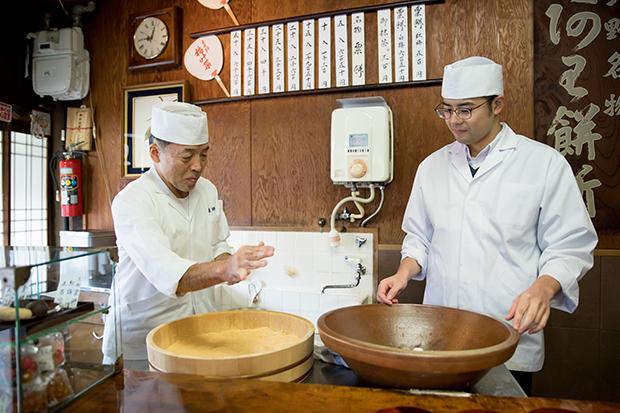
146, 310, 315, 382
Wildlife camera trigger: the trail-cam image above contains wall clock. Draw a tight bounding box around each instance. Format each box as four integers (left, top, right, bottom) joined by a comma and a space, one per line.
129, 6, 181, 70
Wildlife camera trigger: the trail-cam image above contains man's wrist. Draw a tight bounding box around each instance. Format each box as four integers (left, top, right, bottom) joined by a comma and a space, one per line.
396, 270, 411, 283
537, 275, 562, 301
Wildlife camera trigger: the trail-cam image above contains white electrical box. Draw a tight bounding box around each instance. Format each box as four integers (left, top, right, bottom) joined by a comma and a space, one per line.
330, 97, 393, 185
31, 27, 90, 101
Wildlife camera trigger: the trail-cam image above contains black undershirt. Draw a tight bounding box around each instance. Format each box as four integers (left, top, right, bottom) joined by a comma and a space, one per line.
469, 164, 479, 177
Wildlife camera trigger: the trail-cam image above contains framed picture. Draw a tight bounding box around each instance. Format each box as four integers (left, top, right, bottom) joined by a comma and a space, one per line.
122, 81, 189, 177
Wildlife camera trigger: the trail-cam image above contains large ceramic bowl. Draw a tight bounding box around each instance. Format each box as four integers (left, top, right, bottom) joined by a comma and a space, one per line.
317, 304, 519, 390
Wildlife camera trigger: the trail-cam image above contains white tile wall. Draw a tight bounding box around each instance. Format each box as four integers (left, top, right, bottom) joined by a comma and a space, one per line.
214, 230, 375, 328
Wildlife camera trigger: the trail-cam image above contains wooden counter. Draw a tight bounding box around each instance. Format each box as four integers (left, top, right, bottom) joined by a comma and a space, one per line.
62, 369, 619, 412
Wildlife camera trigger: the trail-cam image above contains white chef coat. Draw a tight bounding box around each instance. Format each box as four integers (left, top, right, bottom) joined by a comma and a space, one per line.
401, 123, 597, 372
102, 168, 233, 362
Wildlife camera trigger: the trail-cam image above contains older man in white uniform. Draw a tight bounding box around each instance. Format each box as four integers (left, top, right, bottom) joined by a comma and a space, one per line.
377, 57, 597, 394
103, 102, 274, 369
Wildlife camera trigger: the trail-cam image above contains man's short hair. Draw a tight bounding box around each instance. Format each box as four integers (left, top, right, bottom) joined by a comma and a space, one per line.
486, 95, 499, 114
149, 134, 170, 149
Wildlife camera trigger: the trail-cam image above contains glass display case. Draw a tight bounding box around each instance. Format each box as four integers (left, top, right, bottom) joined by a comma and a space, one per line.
0, 247, 121, 413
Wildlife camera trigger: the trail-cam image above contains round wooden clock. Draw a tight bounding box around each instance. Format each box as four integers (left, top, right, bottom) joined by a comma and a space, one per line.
129, 6, 181, 70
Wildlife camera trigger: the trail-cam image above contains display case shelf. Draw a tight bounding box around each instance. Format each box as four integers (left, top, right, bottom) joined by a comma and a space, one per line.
0, 246, 121, 413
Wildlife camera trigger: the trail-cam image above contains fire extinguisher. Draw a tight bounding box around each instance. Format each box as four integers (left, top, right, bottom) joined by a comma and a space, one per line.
59, 152, 83, 217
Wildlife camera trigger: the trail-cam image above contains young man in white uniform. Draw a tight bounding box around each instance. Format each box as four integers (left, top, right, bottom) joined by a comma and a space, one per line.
103, 102, 274, 369
377, 57, 597, 394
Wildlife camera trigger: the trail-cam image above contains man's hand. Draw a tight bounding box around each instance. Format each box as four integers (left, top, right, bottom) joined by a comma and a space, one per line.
506, 275, 561, 334
376, 273, 409, 305
376, 257, 421, 305
221, 242, 275, 285
176, 242, 274, 295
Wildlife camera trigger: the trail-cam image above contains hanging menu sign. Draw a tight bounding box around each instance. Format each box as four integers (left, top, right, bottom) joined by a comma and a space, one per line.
258, 26, 270, 94
230, 30, 242, 96
287, 22, 300, 91
318, 17, 331, 89
351, 12, 365, 86
412, 5, 427, 80
302, 19, 315, 90
377, 9, 393, 84
394, 6, 409, 82
272, 24, 285, 93
243, 28, 256, 96
334, 14, 349, 87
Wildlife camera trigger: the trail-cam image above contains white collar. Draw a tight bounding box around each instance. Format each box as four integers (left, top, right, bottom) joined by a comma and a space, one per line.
465, 123, 505, 169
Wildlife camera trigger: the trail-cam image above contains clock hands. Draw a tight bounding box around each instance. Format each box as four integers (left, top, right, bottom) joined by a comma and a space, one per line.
148, 24, 156, 41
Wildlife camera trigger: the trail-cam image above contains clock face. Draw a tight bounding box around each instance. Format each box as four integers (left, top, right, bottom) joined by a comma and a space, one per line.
133, 16, 169, 60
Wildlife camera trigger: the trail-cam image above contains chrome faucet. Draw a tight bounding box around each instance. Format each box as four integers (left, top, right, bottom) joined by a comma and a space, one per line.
321, 256, 367, 294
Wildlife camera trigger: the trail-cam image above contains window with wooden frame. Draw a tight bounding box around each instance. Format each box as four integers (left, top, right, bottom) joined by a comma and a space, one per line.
0, 120, 51, 247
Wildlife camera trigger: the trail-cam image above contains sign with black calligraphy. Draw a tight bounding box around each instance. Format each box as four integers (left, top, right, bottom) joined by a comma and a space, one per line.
351, 12, 366, 86
258, 26, 270, 94
272, 24, 285, 93
287, 22, 300, 91
302, 19, 315, 90
534, 0, 619, 240
334, 14, 349, 87
230, 31, 242, 96
318, 17, 331, 89
411, 5, 427, 80
377, 9, 393, 84
243, 28, 256, 96
394, 6, 409, 82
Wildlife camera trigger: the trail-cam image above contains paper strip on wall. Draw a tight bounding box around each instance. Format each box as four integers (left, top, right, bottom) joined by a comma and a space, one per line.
412, 5, 427, 80
243, 28, 256, 96
394, 6, 409, 82
334, 14, 349, 87
258, 26, 270, 94
272, 24, 285, 93
318, 17, 331, 89
302, 19, 315, 90
351, 12, 365, 86
377, 9, 392, 84
287, 21, 300, 91
230, 30, 242, 96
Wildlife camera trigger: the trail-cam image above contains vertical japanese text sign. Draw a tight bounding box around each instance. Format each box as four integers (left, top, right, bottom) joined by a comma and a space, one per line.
534, 0, 619, 230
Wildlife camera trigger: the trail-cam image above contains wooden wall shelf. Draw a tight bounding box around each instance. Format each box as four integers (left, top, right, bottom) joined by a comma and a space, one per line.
192, 78, 442, 105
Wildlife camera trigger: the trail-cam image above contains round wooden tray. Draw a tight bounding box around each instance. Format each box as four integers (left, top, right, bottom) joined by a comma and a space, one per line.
146, 310, 314, 381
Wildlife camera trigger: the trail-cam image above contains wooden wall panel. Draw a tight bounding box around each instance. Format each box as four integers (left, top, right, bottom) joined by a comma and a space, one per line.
82, 0, 534, 245
204, 102, 252, 225
82, 0, 127, 230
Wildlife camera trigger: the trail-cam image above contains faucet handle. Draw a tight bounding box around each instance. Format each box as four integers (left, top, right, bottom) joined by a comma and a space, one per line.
344, 256, 362, 265
355, 236, 367, 248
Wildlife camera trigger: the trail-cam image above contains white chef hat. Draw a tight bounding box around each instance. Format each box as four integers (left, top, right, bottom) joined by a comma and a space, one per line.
150, 101, 209, 145
441, 56, 503, 99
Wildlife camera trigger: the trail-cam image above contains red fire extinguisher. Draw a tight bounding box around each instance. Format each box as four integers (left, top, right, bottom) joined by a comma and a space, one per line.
59, 152, 83, 217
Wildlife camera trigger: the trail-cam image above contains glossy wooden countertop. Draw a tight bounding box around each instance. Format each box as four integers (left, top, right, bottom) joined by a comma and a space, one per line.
61, 369, 620, 413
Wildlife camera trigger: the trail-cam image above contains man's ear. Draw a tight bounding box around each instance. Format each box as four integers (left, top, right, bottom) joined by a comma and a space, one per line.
493, 96, 505, 115
149, 143, 161, 163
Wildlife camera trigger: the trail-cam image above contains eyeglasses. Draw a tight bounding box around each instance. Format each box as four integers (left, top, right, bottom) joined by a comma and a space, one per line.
434, 98, 493, 120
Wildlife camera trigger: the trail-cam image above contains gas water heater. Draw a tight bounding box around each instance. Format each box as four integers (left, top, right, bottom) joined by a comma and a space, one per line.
328, 97, 393, 247
330, 97, 393, 186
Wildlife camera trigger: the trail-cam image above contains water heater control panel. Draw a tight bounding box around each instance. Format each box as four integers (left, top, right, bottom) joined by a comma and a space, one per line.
330, 98, 393, 185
